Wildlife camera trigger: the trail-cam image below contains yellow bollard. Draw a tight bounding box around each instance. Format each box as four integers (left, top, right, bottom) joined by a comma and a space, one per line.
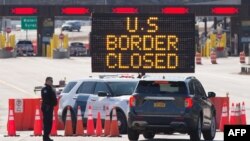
50, 44, 53, 59
10, 35, 16, 48
0, 34, 4, 48
208, 40, 212, 57
63, 34, 68, 49
6, 36, 10, 47
47, 44, 51, 59
50, 39, 54, 59
210, 33, 216, 49
46, 44, 50, 58
53, 34, 59, 48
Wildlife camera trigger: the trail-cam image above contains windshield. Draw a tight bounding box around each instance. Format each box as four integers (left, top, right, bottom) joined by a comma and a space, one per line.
136, 81, 188, 95
62, 81, 77, 93
71, 42, 83, 46
17, 41, 32, 44
107, 81, 137, 96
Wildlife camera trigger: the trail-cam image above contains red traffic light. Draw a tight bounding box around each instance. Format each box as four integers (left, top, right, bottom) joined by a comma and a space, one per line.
61, 7, 89, 15
162, 7, 189, 14
211, 7, 239, 15
11, 7, 37, 15
112, 7, 138, 14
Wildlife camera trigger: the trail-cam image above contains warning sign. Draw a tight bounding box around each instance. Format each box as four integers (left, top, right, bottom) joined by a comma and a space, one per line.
15, 99, 23, 113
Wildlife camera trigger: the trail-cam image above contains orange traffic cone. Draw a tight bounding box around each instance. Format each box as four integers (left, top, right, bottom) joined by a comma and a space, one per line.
50, 109, 58, 136
196, 52, 202, 65
240, 51, 246, 64
230, 103, 236, 125
235, 103, 241, 125
219, 102, 229, 132
87, 105, 95, 136
31, 105, 42, 136
75, 106, 84, 136
95, 112, 103, 136
5, 106, 19, 137
210, 51, 217, 64
109, 108, 120, 137
103, 105, 110, 136
241, 102, 247, 125
64, 106, 73, 136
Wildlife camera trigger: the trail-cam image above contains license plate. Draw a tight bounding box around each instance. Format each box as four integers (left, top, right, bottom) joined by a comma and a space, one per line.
154, 102, 166, 108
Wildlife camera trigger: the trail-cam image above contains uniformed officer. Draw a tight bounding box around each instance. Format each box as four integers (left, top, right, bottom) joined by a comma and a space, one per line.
41, 77, 57, 141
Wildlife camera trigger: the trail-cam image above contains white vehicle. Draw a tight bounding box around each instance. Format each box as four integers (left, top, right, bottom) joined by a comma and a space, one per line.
58, 77, 139, 134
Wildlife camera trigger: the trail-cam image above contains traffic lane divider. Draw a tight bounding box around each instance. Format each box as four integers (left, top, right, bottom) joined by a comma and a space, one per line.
209, 95, 229, 129
8, 98, 64, 131
9, 96, 230, 131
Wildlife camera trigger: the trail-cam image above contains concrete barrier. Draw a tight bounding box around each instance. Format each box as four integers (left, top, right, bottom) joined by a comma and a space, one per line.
8, 98, 64, 131
53, 49, 70, 59
0, 49, 16, 58
209, 96, 230, 129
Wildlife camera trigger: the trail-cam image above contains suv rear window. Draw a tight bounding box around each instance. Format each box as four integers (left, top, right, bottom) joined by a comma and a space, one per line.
136, 81, 187, 95
62, 82, 77, 93
107, 81, 137, 96
17, 41, 32, 44
71, 42, 84, 46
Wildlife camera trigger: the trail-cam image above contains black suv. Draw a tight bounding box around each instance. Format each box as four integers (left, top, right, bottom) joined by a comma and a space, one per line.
69, 42, 87, 56
16, 40, 34, 56
128, 76, 216, 141
61, 21, 81, 32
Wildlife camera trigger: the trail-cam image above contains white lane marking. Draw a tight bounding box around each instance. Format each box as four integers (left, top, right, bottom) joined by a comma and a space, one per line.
0, 79, 34, 96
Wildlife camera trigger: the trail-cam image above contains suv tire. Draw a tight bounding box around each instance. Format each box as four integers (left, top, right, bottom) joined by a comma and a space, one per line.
143, 132, 155, 139
203, 115, 216, 140
117, 111, 127, 134
190, 116, 202, 141
128, 127, 139, 141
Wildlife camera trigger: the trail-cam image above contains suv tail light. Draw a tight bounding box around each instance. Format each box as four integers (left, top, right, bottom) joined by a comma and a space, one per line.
185, 98, 193, 108
129, 96, 136, 107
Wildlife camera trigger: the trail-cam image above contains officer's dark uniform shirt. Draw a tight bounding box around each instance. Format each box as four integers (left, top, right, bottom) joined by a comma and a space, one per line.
41, 84, 57, 106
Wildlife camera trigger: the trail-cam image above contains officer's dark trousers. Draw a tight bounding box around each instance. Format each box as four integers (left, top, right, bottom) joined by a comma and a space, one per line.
41, 104, 53, 140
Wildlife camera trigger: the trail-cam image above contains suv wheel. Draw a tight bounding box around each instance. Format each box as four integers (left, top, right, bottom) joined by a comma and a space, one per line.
143, 132, 155, 139
203, 115, 216, 140
128, 127, 139, 141
117, 111, 127, 134
190, 116, 202, 141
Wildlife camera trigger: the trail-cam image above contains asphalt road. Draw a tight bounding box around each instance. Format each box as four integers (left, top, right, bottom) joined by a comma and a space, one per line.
0, 131, 224, 141
0, 56, 249, 141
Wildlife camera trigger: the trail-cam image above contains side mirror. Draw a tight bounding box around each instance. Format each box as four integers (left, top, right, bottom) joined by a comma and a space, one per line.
98, 91, 108, 97
208, 92, 216, 98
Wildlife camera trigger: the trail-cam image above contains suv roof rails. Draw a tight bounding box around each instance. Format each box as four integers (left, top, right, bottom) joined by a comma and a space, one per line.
141, 75, 196, 80
99, 74, 135, 79
141, 75, 166, 80
99, 75, 119, 79
185, 76, 196, 80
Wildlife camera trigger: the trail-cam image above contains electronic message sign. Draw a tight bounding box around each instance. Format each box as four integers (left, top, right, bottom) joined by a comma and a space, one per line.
91, 13, 195, 72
